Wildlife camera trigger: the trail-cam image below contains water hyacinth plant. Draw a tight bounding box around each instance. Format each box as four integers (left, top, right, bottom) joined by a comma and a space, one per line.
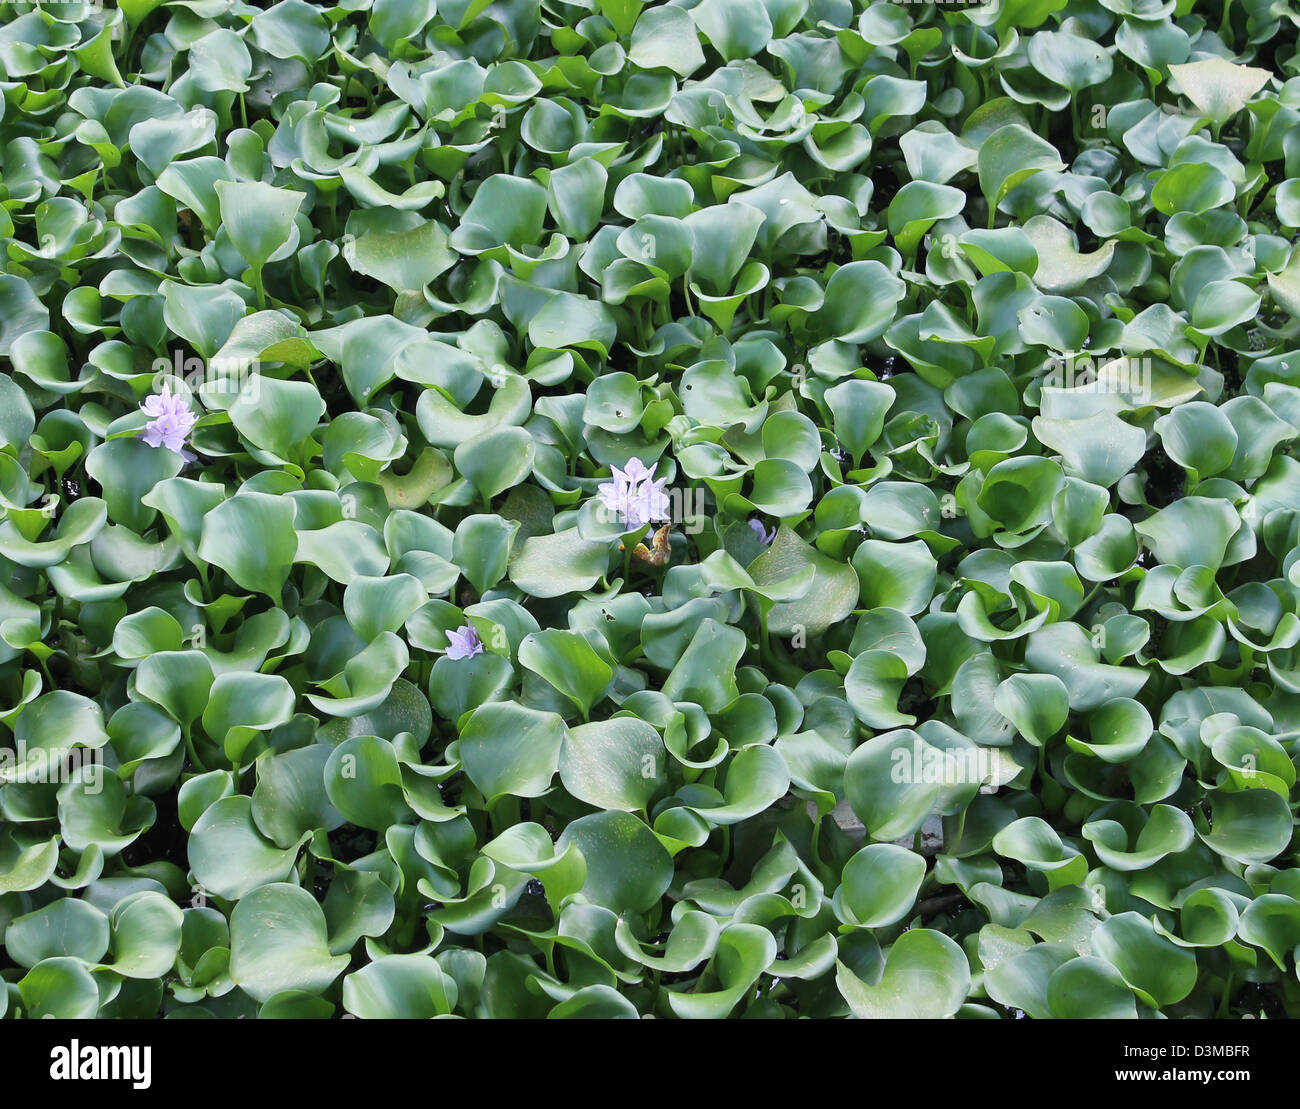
0, 0, 1298, 1028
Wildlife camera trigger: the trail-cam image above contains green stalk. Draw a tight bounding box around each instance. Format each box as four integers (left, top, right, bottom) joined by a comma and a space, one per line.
183, 727, 209, 775
1217, 968, 1236, 1018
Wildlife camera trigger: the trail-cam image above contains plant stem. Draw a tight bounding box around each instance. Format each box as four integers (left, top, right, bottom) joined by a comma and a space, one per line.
1218, 968, 1236, 1018
183, 728, 209, 774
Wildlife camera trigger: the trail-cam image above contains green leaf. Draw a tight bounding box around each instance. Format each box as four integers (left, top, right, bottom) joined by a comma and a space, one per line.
342, 954, 456, 1018
845, 728, 983, 841
836, 930, 970, 1018
1168, 58, 1271, 124
518, 629, 613, 717
198, 492, 299, 599
691, 0, 772, 60
109, 892, 184, 979
1092, 912, 1197, 1008
6, 899, 110, 967
977, 125, 1065, 221
229, 884, 349, 1003
557, 810, 673, 913
825, 379, 894, 464
458, 702, 566, 804
509, 529, 610, 598
560, 717, 665, 811
821, 261, 908, 344
1047, 956, 1138, 1019
189, 796, 302, 900
1198, 788, 1293, 865
834, 844, 926, 929
629, 4, 704, 76
325, 736, 409, 830
455, 426, 536, 503
664, 924, 777, 1018
749, 526, 860, 637
19, 957, 101, 1019
215, 180, 303, 287
253, 744, 343, 849
229, 376, 325, 459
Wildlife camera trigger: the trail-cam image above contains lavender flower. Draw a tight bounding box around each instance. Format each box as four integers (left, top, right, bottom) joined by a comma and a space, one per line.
445, 624, 483, 661
140, 384, 198, 458
630, 476, 670, 525
749, 518, 777, 545
597, 457, 670, 530
619, 457, 653, 484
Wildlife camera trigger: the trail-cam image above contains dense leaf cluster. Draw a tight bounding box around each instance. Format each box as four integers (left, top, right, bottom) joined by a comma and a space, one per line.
2, 0, 1300, 1019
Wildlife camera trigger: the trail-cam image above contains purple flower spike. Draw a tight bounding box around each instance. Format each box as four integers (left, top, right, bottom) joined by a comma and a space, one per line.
749, 518, 777, 546
597, 473, 632, 522
629, 473, 670, 527
445, 624, 484, 661
140, 384, 198, 458
597, 456, 671, 530
619, 457, 653, 485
